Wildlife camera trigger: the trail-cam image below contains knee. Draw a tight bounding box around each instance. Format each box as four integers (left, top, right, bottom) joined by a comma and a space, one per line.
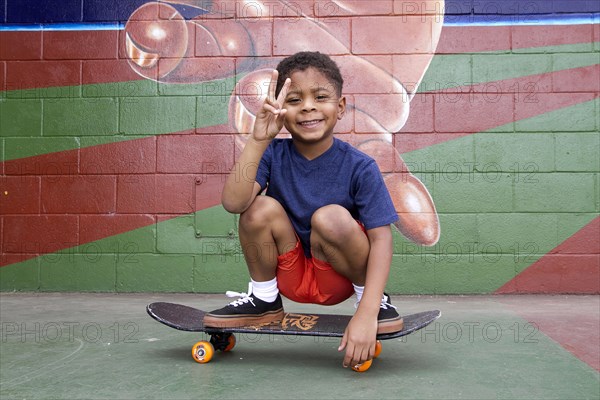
311, 205, 355, 243
239, 196, 282, 230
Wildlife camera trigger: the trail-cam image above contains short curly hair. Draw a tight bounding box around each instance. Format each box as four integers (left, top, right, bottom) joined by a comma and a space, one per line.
275, 51, 344, 98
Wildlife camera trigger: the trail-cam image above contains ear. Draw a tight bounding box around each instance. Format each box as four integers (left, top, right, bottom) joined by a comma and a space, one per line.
337, 96, 347, 120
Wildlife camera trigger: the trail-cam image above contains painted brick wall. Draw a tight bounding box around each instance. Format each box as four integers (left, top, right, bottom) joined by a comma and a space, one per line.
1, 0, 599, 294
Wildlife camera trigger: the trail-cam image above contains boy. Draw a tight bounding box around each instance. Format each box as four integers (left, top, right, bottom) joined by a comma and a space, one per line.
204, 51, 402, 368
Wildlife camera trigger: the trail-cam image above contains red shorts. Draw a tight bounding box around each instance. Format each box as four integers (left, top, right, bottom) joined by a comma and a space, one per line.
276, 223, 367, 306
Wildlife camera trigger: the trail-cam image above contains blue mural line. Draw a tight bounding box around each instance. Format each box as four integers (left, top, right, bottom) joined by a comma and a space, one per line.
0, 13, 598, 31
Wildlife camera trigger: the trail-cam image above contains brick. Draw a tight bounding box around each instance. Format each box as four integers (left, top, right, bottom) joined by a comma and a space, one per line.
3, 215, 79, 254
157, 214, 203, 254
555, 215, 600, 255
194, 204, 237, 237
354, 93, 410, 133
478, 213, 558, 252
512, 25, 593, 53
43, 30, 118, 60
0, 99, 42, 137
555, 132, 600, 172
79, 214, 156, 250
117, 175, 156, 214
80, 136, 156, 174
0, 31, 42, 60
512, 255, 600, 294
515, 94, 597, 133
333, 55, 395, 94
434, 255, 522, 294
0, 61, 5, 91
352, 16, 432, 55
196, 19, 272, 57
394, 0, 453, 15
41, 175, 116, 214
273, 17, 350, 56
514, 173, 596, 213
315, 0, 393, 16
0, 258, 40, 290
471, 54, 552, 93
157, 134, 233, 174
393, 54, 441, 94
194, 254, 248, 292
117, 254, 194, 292
398, 93, 434, 133
0, 176, 40, 214
434, 92, 515, 133
418, 54, 472, 93
5, 61, 80, 91
434, 171, 513, 213
119, 96, 196, 135
388, 255, 435, 294
196, 95, 231, 131
43, 98, 119, 137
594, 21, 599, 51
82, 60, 156, 94
436, 26, 510, 54
552, 61, 600, 93
40, 254, 116, 292
400, 133, 476, 171
156, 174, 196, 213
474, 133, 555, 172
3, 138, 79, 168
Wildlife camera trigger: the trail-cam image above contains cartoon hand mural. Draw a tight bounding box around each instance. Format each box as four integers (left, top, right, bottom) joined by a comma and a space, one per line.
125, 0, 442, 246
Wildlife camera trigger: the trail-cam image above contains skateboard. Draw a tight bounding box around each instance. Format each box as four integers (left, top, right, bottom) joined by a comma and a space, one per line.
147, 302, 441, 372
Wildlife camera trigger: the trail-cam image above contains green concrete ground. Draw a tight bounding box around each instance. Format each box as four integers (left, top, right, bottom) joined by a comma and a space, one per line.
1, 293, 598, 400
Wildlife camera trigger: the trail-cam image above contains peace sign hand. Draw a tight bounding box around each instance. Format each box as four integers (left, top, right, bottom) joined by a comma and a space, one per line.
252, 70, 291, 142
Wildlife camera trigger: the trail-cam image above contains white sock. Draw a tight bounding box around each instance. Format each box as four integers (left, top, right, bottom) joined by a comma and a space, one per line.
353, 284, 364, 304
251, 278, 279, 303
353, 284, 388, 306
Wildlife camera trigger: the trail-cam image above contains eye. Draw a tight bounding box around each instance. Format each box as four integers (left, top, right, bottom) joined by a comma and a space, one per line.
286, 98, 300, 104
316, 94, 329, 101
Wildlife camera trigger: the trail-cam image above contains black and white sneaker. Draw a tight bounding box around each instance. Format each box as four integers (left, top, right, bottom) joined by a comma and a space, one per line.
203, 283, 284, 328
377, 294, 404, 334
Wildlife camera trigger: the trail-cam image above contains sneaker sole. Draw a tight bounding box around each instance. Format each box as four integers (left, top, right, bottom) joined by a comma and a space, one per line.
203, 309, 285, 329
377, 317, 404, 334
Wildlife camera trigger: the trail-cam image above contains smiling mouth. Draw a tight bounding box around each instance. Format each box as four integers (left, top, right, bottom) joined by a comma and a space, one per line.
298, 119, 323, 128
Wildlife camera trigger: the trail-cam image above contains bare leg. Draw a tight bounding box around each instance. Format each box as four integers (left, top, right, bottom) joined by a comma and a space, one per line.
310, 205, 370, 285
239, 196, 297, 281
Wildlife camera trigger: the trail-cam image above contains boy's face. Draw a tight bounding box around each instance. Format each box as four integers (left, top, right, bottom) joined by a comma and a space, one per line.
282, 67, 346, 145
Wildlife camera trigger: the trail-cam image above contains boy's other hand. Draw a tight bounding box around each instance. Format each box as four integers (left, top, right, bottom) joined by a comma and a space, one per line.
338, 311, 377, 368
252, 70, 291, 142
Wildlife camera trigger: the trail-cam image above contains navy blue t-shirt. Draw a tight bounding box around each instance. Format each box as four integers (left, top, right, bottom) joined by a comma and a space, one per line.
255, 138, 398, 258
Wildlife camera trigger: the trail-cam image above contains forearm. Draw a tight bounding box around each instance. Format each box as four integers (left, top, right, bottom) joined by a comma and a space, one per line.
356, 226, 393, 316
221, 136, 270, 213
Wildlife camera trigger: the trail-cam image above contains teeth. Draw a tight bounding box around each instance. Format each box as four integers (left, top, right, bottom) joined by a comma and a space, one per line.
300, 120, 321, 126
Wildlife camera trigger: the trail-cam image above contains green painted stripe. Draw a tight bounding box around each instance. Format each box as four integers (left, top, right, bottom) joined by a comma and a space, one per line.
418, 42, 600, 93
0, 75, 236, 161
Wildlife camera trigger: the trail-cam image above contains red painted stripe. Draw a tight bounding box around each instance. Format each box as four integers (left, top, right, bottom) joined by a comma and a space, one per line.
0, 68, 597, 267
496, 217, 600, 294
2, 24, 596, 90
397, 65, 600, 152
437, 24, 595, 54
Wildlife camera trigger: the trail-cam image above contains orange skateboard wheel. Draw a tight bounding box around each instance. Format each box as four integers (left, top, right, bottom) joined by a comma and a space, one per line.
374, 340, 382, 358
352, 359, 373, 373
223, 334, 236, 352
191, 341, 214, 363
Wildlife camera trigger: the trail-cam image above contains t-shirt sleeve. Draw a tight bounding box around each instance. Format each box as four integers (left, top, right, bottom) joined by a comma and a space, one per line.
255, 143, 272, 191
354, 160, 399, 230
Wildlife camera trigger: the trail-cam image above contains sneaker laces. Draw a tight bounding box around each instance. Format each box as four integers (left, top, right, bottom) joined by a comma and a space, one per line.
380, 295, 397, 310
354, 295, 398, 310
225, 282, 256, 307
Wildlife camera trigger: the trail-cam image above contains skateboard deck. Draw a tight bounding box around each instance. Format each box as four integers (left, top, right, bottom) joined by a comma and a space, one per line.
147, 302, 441, 340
